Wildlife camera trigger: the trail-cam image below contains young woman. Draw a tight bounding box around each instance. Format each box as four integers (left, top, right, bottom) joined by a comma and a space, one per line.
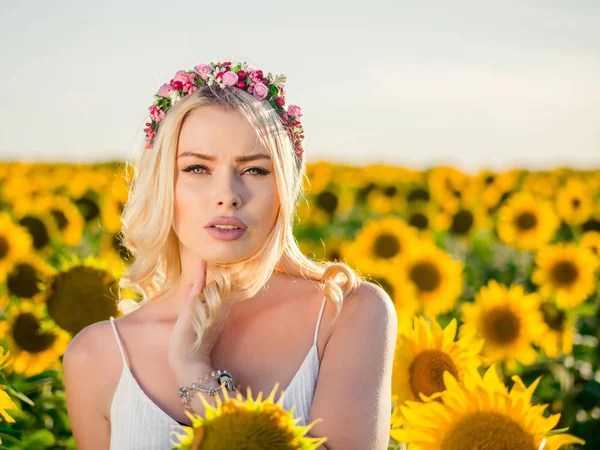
63, 61, 398, 449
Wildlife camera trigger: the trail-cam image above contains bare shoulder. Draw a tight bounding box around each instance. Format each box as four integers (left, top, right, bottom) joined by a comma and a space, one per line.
64, 319, 115, 373
337, 279, 398, 328
63, 318, 123, 446
63, 315, 131, 414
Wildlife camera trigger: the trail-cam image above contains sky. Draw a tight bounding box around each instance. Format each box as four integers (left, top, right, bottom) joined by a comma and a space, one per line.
0, 0, 598, 173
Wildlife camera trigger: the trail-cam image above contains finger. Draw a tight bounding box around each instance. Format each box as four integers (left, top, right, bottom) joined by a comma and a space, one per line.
183, 282, 193, 301
196, 259, 208, 291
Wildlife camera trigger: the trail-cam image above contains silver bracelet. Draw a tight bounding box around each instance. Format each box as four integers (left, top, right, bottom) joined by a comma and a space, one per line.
177, 369, 237, 411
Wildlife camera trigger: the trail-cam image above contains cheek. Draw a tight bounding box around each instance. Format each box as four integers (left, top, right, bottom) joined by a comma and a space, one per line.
173, 181, 204, 232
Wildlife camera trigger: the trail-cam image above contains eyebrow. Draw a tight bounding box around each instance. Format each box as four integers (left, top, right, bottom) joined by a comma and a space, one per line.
178, 151, 272, 163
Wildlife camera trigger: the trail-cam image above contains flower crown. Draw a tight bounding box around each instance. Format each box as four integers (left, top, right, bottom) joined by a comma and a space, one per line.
143, 61, 304, 157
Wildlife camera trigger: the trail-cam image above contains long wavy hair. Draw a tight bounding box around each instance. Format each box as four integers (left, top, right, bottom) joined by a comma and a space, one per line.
117, 82, 365, 351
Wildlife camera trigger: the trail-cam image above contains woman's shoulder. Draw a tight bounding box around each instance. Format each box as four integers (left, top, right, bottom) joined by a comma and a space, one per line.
330, 278, 397, 329
63, 317, 127, 419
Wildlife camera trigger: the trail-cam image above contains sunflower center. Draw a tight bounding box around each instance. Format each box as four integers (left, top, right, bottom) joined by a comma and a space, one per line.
0, 236, 8, 259
373, 233, 401, 259
441, 411, 536, 450
316, 191, 338, 214
383, 185, 398, 197
571, 198, 581, 209
485, 175, 496, 185
407, 188, 430, 202
75, 197, 100, 222
540, 302, 566, 332
482, 306, 521, 345
409, 262, 441, 293
551, 261, 579, 286
582, 218, 600, 233
50, 209, 69, 231
7, 263, 42, 298
112, 232, 134, 262
409, 212, 429, 230
46, 265, 119, 334
12, 312, 57, 353
515, 212, 537, 231
190, 401, 301, 449
409, 350, 459, 399
18, 215, 50, 250
450, 209, 474, 235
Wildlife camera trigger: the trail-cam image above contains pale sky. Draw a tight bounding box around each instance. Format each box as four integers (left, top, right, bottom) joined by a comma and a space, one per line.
1, 0, 598, 173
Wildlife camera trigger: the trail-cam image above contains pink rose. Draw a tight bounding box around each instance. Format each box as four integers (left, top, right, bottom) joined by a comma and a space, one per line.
157, 83, 171, 98
287, 105, 302, 118
173, 70, 190, 83
184, 84, 198, 94
194, 64, 213, 80
149, 105, 165, 122
252, 82, 269, 100
222, 71, 239, 86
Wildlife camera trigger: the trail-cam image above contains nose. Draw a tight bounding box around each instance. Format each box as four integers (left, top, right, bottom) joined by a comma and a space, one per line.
216, 171, 243, 209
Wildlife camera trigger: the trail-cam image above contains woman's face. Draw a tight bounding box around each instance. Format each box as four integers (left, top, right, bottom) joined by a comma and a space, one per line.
173, 105, 280, 264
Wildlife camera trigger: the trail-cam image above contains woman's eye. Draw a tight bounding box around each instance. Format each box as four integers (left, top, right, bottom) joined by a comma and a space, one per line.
182, 165, 270, 177
183, 165, 208, 175
244, 167, 270, 176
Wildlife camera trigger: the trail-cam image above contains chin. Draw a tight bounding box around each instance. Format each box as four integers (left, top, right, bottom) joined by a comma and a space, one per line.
200, 246, 254, 265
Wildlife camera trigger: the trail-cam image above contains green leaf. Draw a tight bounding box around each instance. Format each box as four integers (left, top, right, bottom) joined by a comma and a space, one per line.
22, 429, 56, 449
546, 427, 570, 436
571, 302, 597, 316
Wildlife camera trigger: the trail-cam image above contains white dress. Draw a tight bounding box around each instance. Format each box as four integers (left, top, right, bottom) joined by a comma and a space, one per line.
108, 296, 327, 449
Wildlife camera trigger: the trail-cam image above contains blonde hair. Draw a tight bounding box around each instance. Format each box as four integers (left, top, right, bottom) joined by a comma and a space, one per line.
118, 83, 365, 351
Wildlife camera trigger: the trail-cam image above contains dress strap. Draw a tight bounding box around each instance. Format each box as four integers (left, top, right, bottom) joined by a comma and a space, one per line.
109, 316, 129, 369
313, 297, 327, 346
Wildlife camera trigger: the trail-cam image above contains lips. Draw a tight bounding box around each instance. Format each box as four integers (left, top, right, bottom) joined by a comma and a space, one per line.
204, 216, 247, 230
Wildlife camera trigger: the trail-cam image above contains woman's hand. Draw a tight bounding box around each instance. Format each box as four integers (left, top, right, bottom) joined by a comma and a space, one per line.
167, 259, 231, 371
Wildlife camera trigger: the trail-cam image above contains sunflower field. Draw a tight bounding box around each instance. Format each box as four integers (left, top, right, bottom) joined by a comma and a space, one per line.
0, 161, 599, 449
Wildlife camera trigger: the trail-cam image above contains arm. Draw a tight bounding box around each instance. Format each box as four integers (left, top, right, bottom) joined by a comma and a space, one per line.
305, 282, 398, 450
63, 322, 111, 449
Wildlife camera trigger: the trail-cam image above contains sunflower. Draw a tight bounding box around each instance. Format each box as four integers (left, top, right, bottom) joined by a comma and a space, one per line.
536, 301, 574, 358
0, 212, 33, 284
460, 280, 545, 370
0, 300, 71, 377
295, 197, 329, 228
0, 347, 18, 429
5, 254, 54, 303
392, 316, 482, 414
396, 241, 464, 317
170, 383, 326, 450
99, 231, 135, 275
298, 235, 345, 263
531, 243, 599, 308
497, 192, 559, 250
366, 267, 419, 317
34, 194, 85, 247
340, 216, 419, 274
365, 184, 406, 216
391, 364, 585, 450
100, 176, 129, 234
303, 161, 334, 195
10, 197, 60, 256
427, 166, 471, 214
44, 255, 121, 334
521, 171, 560, 200
556, 178, 594, 226
474, 168, 521, 211
580, 231, 600, 259
435, 199, 493, 237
